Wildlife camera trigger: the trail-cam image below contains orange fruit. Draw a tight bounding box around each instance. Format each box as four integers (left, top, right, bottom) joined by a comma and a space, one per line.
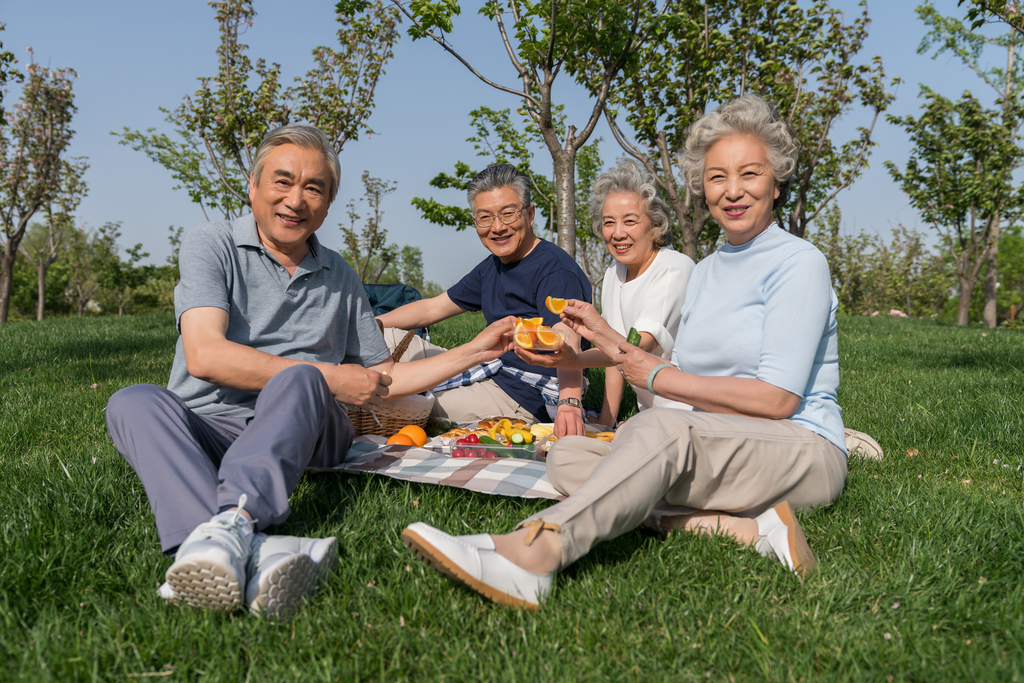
516, 317, 542, 329
398, 424, 428, 447
545, 296, 567, 314
514, 326, 534, 348
535, 329, 561, 347
386, 433, 416, 446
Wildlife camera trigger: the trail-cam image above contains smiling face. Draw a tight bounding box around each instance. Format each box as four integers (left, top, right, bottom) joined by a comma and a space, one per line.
601, 191, 658, 281
703, 133, 780, 246
248, 143, 332, 261
472, 186, 538, 264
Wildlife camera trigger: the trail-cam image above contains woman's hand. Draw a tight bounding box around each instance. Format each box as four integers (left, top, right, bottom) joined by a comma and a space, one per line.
611, 341, 669, 392
559, 300, 625, 356
514, 341, 578, 368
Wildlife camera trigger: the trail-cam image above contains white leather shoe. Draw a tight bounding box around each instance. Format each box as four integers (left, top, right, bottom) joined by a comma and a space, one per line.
402, 522, 552, 610
754, 501, 817, 579
845, 429, 884, 460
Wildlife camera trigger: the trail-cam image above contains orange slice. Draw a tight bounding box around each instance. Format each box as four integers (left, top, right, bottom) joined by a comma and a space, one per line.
545, 297, 567, 314
535, 329, 561, 347
514, 326, 534, 348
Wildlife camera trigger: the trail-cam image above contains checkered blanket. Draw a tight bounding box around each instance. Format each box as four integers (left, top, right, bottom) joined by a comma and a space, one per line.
317, 435, 565, 501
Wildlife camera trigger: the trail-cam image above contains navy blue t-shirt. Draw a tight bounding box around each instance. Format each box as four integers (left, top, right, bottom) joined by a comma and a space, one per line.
447, 239, 592, 420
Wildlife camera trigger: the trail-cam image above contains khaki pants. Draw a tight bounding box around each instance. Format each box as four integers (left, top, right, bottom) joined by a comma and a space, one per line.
524, 408, 847, 569
382, 328, 534, 424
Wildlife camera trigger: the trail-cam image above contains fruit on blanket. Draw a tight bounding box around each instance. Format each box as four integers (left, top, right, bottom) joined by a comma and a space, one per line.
545, 296, 567, 314
398, 425, 428, 447
386, 433, 416, 446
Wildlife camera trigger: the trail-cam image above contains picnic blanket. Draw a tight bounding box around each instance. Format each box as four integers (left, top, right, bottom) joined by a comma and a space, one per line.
316, 435, 566, 501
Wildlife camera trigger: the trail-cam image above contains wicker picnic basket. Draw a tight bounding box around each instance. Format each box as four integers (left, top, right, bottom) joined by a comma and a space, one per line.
346, 328, 434, 437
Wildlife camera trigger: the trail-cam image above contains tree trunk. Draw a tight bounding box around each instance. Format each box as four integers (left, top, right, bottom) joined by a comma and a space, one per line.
36, 264, 46, 321
0, 249, 14, 324
552, 148, 577, 258
956, 274, 975, 326
983, 214, 1000, 328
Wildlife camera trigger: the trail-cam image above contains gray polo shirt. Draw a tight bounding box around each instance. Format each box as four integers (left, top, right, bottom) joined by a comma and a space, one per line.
166, 214, 390, 417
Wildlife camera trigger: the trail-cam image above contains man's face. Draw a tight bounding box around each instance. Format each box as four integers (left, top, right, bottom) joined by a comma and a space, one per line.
249, 143, 332, 254
472, 186, 537, 264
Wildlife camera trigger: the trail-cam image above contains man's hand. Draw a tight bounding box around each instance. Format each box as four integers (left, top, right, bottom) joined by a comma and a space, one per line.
323, 364, 392, 405
464, 315, 516, 362
554, 403, 585, 437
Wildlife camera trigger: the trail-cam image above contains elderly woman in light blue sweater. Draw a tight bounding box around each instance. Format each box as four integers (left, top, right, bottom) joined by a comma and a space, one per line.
401, 94, 849, 610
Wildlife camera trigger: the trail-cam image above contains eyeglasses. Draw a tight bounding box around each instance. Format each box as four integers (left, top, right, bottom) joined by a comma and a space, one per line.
473, 205, 530, 228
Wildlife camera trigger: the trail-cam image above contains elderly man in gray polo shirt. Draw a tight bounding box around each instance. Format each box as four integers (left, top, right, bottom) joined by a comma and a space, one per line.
105, 124, 515, 620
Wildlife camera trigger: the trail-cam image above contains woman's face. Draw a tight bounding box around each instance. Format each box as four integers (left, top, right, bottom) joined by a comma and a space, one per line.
601, 191, 658, 276
703, 133, 780, 245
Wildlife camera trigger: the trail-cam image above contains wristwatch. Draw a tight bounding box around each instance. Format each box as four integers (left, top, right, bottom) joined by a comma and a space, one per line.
557, 397, 583, 410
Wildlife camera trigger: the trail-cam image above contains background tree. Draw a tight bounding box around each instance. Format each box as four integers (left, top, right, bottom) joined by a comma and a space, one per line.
16, 156, 87, 320
396, 0, 666, 257
0, 24, 18, 124
116, 0, 399, 221
961, 0, 1024, 38
918, 1, 1023, 327
375, 245, 442, 297
0, 57, 82, 323
341, 170, 398, 284
885, 88, 1024, 325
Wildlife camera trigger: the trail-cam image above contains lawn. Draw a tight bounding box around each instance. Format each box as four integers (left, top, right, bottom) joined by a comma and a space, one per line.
0, 313, 1022, 681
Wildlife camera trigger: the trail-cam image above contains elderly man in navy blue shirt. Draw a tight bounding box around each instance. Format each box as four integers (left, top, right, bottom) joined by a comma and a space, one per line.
378, 163, 592, 438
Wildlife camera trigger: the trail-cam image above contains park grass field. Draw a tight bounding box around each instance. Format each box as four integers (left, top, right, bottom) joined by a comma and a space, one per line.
0, 312, 1022, 681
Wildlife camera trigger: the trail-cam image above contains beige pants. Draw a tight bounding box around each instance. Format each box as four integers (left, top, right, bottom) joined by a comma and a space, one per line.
524, 408, 847, 569
382, 328, 534, 424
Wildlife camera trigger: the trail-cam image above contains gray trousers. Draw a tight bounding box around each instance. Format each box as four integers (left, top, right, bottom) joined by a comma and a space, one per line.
523, 408, 847, 569
106, 365, 353, 553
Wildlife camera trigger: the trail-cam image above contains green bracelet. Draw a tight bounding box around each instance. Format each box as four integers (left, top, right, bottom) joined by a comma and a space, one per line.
647, 363, 673, 396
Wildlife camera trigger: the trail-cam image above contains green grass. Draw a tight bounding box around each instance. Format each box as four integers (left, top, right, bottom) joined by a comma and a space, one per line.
1, 313, 1022, 681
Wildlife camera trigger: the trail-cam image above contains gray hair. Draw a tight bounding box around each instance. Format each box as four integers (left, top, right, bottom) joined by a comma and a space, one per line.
252, 124, 341, 203
466, 163, 532, 209
679, 94, 798, 210
590, 158, 673, 248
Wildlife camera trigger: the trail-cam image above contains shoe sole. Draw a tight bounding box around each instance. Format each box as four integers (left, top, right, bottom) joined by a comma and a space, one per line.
401, 527, 540, 611
248, 538, 339, 621
166, 558, 242, 611
773, 501, 817, 579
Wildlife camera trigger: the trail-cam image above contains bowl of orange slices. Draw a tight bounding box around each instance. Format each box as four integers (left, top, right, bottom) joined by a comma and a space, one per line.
513, 316, 568, 352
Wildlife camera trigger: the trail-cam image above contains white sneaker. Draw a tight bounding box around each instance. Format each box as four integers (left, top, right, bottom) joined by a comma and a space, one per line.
402, 522, 552, 610
244, 534, 339, 621
165, 495, 255, 610
754, 501, 817, 579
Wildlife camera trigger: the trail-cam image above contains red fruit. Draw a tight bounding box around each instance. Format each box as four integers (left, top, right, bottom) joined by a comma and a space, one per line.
452, 448, 467, 458
465, 433, 480, 444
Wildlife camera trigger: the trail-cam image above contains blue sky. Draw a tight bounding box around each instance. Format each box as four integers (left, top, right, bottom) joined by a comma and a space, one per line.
1, 0, 1013, 288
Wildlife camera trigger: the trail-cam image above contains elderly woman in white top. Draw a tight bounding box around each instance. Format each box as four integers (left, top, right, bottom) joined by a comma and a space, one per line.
515, 160, 694, 426
401, 94, 848, 610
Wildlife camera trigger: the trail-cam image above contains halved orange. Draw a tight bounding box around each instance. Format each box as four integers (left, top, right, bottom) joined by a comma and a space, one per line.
535, 329, 561, 347
545, 296, 568, 314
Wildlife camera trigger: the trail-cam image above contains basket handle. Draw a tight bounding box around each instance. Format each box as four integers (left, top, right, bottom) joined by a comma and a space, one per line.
391, 329, 416, 363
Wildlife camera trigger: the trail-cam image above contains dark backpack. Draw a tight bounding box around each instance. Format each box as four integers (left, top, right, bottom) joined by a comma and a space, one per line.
363, 283, 429, 339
